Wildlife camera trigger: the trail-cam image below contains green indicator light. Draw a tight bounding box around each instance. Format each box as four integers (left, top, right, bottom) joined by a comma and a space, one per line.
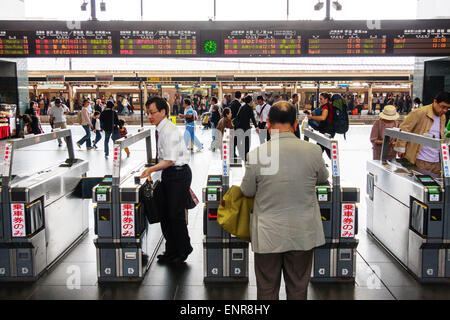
317, 187, 329, 194
96, 188, 108, 194
428, 187, 440, 194
204, 40, 217, 54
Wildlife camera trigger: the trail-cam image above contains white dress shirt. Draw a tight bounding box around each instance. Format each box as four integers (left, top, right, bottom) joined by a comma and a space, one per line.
156, 117, 190, 165
256, 103, 271, 123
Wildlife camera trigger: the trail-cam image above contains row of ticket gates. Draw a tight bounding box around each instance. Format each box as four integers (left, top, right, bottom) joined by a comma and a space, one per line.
0, 125, 449, 285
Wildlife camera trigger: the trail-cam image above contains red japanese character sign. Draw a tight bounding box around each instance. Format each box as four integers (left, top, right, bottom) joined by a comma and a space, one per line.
341, 204, 355, 238
11, 203, 26, 237
121, 203, 135, 237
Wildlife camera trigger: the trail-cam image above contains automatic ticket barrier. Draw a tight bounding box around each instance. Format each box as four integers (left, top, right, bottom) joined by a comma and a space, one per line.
0, 130, 89, 281
202, 129, 249, 283
92, 128, 163, 282
367, 128, 450, 282
303, 128, 360, 282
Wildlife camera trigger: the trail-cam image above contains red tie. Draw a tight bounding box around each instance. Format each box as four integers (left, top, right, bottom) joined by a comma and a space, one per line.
155, 130, 159, 162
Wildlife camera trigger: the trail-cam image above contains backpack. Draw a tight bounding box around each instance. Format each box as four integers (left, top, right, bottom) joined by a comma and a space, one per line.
330, 94, 349, 136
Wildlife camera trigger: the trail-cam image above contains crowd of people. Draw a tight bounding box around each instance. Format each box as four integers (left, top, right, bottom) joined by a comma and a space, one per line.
17, 89, 450, 301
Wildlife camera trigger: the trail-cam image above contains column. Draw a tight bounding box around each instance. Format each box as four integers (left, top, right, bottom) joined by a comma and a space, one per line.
368, 83, 373, 115
67, 83, 74, 112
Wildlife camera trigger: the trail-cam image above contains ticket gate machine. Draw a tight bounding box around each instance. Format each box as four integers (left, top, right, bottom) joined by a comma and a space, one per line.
366, 128, 450, 282
0, 130, 89, 281
92, 128, 163, 282
202, 129, 249, 283
303, 128, 360, 282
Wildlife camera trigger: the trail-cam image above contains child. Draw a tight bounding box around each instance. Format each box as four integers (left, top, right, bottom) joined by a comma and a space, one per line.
92, 111, 102, 149
370, 105, 399, 160
119, 119, 130, 157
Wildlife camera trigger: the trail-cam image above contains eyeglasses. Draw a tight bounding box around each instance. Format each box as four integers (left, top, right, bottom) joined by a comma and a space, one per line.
146, 110, 160, 116
438, 102, 450, 109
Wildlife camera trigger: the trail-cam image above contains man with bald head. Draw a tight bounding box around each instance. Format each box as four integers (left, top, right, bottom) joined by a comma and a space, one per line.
240, 100, 328, 300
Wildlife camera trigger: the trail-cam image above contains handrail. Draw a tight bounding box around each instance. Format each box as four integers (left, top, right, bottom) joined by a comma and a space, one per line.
111, 128, 152, 186
303, 127, 340, 187
0, 128, 75, 182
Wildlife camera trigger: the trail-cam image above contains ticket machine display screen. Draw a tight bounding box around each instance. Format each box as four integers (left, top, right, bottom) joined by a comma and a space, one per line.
416, 175, 437, 186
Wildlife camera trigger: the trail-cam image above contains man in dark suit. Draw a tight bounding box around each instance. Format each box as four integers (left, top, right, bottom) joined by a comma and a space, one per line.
234, 94, 257, 161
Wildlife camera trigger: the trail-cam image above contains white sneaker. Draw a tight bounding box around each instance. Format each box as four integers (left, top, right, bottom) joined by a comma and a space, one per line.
197, 145, 204, 152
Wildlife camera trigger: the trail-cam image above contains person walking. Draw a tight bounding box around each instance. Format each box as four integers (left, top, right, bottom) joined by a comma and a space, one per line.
92, 111, 102, 149
100, 101, 121, 158
209, 97, 221, 151
76, 99, 93, 150
140, 96, 193, 264
233, 95, 257, 161
179, 98, 203, 152
48, 98, 69, 147
240, 101, 328, 300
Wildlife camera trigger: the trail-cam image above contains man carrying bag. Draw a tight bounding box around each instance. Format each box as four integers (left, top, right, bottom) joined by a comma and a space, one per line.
140, 97, 193, 264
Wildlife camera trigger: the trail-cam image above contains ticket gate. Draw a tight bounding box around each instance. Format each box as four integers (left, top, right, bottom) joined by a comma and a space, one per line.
92, 128, 163, 282
202, 129, 249, 283
0, 129, 89, 281
303, 128, 360, 282
366, 128, 450, 283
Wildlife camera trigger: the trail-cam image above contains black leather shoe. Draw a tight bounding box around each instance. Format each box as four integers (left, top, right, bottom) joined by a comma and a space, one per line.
169, 247, 193, 263
157, 252, 176, 262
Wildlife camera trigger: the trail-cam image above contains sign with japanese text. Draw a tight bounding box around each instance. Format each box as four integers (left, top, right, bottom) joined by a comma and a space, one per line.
341, 203, 355, 238
11, 203, 26, 237
120, 203, 135, 237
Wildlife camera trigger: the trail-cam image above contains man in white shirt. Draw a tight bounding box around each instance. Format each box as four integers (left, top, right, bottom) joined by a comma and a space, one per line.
255, 95, 271, 144
140, 96, 193, 264
48, 98, 69, 147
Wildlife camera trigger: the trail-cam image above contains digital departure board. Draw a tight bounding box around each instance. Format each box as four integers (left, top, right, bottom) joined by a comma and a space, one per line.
0, 20, 448, 58
308, 30, 387, 55
393, 28, 450, 55
119, 30, 197, 56
0, 31, 29, 56
34, 30, 112, 56
224, 30, 301, 56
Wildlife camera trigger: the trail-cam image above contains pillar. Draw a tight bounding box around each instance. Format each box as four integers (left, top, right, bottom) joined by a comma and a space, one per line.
67, 83, 74, 112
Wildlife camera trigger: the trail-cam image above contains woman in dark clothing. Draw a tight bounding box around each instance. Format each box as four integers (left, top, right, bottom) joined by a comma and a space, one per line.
100, 101, 121, 158
24, 101, 44, 133
22, 114, 42, 135
233, 94, 257, 161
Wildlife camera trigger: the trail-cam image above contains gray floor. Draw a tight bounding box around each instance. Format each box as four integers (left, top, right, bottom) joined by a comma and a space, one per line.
1, 124, 449, 300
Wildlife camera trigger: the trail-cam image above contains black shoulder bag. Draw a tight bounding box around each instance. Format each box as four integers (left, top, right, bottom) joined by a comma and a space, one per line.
139, 179, 166, 224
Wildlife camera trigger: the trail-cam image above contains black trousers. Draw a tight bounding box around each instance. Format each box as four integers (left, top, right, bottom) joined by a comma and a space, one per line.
234, 129, 251, 161
161, 165, 192, 256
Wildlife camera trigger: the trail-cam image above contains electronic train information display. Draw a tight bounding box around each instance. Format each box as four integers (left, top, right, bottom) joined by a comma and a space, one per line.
393, 28, 450, 55
34, 30, 112, 56
0, 20, 448, 57
308, 30, 387, 55
0, 31, 29, 56
223, 30, 301, 56
119, 30, 197, 56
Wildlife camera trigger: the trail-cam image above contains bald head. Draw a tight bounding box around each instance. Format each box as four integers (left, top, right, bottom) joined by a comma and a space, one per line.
268, 101, 296, 126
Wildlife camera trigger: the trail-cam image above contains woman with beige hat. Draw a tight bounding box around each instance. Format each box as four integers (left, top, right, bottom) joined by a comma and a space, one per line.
370, 105, 399, 160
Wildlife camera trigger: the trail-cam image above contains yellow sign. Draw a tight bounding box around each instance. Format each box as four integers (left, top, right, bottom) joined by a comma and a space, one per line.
147, 77, 172, 82
170, 116, 177, 125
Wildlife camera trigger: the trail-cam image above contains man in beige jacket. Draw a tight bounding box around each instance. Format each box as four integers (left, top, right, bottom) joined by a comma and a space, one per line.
240, 101, 328, 300
76, 99, 93, 150
394, 91, 450, 175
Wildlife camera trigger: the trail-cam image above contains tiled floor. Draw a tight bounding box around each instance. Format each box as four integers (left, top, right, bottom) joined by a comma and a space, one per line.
1, 124, 449, 300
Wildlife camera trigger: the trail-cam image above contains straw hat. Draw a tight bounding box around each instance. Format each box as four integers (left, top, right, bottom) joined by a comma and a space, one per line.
379, 105, 399, 121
